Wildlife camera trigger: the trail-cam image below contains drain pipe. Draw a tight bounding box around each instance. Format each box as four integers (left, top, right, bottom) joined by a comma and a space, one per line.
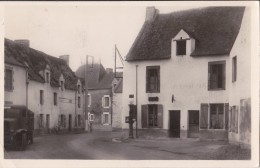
135, 65, 138, 138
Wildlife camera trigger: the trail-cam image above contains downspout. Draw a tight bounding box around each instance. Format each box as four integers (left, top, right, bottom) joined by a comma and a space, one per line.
136, 65, 138, 138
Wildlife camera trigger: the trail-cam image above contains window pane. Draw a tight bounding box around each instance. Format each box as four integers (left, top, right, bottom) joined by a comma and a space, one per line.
105, 97, 109, 106
209, 62, 225, 90
176, 40, 186, 55
210, 104, 224, 129
148, 105, 158, 127
5, 69, 12, 91
147, 67, 159, 92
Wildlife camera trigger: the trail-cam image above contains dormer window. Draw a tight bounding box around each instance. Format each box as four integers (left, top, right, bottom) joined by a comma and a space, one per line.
176, 40, 186, 55
46, 72, 50, 83
60, 81, 64, 91
77, 84, 81, 94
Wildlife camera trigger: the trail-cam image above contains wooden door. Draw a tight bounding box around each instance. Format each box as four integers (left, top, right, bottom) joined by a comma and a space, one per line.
188, 110, 199, 138
169, 110, 180, 138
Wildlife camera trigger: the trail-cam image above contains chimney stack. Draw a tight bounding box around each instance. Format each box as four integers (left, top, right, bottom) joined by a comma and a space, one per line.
59, 55, 70, 65
145, 6, 159, 22
14, 39, 30, 48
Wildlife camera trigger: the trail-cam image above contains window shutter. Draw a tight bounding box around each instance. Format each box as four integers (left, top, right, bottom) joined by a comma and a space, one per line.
102, 97, 104, 107
64, 115, 67, 128
108, 96, 111, 107
200, 103, 209, 129
208, 64, 211, 90
108, 113, 111, 125
157, 105, 163, 128
224, 103, 229, 130
146, 67, 148, 92
229, 107, 232, 132
157, 67, 160, 93
141, 105, 148, 128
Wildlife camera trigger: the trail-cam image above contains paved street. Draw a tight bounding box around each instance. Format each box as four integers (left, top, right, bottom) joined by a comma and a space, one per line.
4, 131, 250, 160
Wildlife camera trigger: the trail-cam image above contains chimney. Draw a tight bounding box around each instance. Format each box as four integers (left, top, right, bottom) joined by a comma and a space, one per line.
59, 55, 70, 65
14, 39, 30, 48
106, 68, 113, 73
145, 6, 159, 22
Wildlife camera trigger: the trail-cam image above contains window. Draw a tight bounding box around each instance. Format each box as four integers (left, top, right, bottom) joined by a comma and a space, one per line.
89, 114, 94, 121
77, 84, 81, 94
230, 106, 238, 133
148, 105, 158, 127
210, 104, 224, 129
176, 40, 186, 55
54, 92, 57, 105
78, 96, 81, 108
88, 94, 91, 107
60, 114, 66, 128
141, 104, 163, 128
208, 61, 226, 90
40, 90, 44, 105
46, 72, 50, 83
102, 95, 110, 108
146, 66, 160, 93
5, 68, 13, 91
39, 114, 44, 128
232, 56, 237, 82
60, 81, 64, 91
103, 113, 109, 124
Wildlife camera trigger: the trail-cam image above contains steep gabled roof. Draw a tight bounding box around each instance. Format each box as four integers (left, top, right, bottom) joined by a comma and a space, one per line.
5, 38, 79, 90
75, 63, 114, 90
126, 6, 245, 61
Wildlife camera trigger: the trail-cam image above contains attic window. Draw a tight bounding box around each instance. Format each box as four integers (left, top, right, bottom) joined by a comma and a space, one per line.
60, 81, 64, 91
176, 40, 186, 55
46, 72, 50, 83
77, 84, 81, 94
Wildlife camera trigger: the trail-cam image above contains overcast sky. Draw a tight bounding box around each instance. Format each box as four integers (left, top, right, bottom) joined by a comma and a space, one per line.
4, 3, 203, 71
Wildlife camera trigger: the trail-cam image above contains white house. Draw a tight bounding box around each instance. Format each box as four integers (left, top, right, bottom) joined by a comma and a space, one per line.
4, 39, 85, 135
122, 6, 251, 148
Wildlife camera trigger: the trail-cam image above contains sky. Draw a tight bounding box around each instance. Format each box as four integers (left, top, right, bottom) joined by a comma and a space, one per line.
4, 3, 199, 71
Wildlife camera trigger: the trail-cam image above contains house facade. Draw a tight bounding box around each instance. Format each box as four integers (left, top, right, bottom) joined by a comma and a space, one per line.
76, 63, 114, 131
122, 6, 251, 148
4, 39, 85, 136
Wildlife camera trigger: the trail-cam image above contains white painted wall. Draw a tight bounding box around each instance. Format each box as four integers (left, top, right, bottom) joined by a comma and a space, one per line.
4, 64, 27, 106
122, 53, 230, 132
228, 7, 251, 145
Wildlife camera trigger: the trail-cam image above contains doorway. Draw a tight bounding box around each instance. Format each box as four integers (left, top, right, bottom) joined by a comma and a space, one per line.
68, 114, 72, 132
46, 114, 50, 133
169, 110, 180, 138
188, 110, 199, 138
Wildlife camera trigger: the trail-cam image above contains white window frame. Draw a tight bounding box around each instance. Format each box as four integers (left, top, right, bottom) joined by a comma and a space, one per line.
103, 112, 109, 125
88, 113, 94, 121
102, 95, 111, 108
88, 93, 91, 107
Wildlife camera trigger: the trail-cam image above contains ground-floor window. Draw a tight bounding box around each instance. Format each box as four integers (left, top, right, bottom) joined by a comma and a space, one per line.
210, 104, 224, 129
60, 114, 66, 128
102, 112, 110, 125
141, 104, 163, 128
200, 103, 229, 130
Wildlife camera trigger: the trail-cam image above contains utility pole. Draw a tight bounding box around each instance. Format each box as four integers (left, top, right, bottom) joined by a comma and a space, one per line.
84, 55, 89, 132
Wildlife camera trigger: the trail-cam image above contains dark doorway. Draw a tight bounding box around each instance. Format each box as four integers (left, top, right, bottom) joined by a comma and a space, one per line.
69, 114, 72, 132
188, 110, 199, 138
46, 114, 50, 133
169, 110, 180, 138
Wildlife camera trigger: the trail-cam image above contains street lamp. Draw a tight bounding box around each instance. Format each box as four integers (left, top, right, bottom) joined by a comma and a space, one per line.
84, 55, 94, 132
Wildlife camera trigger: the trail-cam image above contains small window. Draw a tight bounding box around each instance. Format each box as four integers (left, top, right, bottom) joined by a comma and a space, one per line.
146, 66, 160, 93
104, 113, 109, 124
40, 90, 44, 105
39, 114, 44, 128
77, 84, 81, 94
230, 106, 238, 133
208, 61, 226, 90
46, 72, 50, 83
103, 95, 110, 108
232, 56, 237, 82
60, 81, 64, 91
89, 114, 94, 121
78, 96, 81, 108
5, 68, 13, 91
60, 114, 66, 128
54, 92, 57, 105
210, 104, 224, 129
176, 40, 186, 55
